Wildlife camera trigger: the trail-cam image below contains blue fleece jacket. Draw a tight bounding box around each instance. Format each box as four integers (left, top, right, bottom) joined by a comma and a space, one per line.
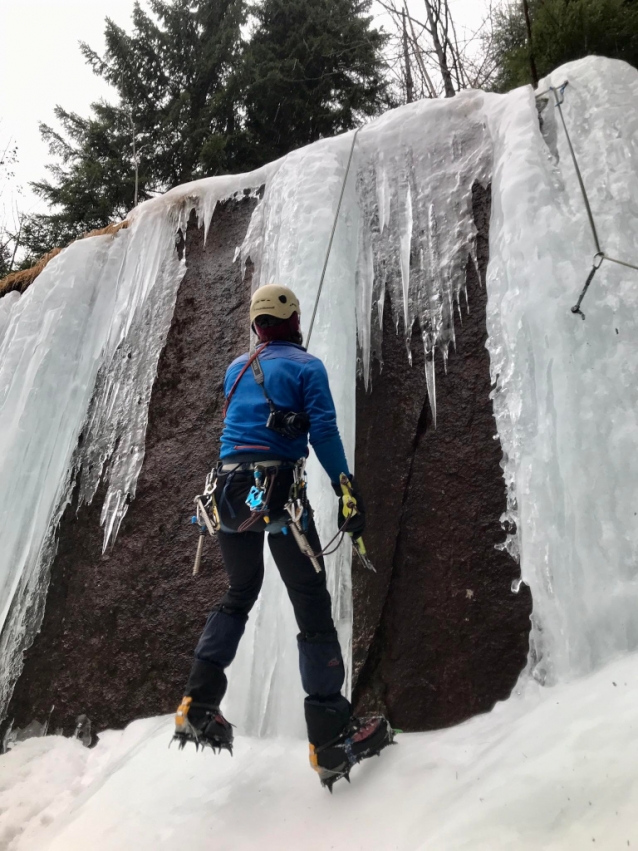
220, 341, 350, 484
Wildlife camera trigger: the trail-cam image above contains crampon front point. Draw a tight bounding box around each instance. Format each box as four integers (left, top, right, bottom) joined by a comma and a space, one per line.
171, 696, 234, 755
309, 716, 396, 792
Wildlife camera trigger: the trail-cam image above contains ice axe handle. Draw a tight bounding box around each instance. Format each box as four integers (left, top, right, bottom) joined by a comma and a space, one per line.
339, 473, 376, 573
193, 531, 205, 576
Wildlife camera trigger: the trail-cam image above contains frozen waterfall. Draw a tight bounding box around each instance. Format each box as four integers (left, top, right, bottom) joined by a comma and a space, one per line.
0, 56, 637, 739
487, 58, 638, 683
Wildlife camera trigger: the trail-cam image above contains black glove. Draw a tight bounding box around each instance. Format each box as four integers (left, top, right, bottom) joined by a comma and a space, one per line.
332, 475, 366, 538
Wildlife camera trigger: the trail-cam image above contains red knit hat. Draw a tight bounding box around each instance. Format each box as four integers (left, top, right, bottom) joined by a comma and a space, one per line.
253, 312, 301, 343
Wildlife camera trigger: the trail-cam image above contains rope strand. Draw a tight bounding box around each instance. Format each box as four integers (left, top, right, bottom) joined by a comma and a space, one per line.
551, 83, 602, 255
550, 83, 638, 317
306, 126, 362, 348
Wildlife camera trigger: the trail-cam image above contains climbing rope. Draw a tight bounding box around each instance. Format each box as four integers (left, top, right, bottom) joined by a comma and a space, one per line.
306, 125, 362, 348
548, 82, 638, 319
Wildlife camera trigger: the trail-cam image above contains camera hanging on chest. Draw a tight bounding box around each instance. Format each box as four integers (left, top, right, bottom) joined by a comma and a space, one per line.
249, 353, 309, 440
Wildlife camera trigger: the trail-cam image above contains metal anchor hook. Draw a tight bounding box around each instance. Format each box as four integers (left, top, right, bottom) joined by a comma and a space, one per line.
550, 80, 569, 107
571, 252, 605, 320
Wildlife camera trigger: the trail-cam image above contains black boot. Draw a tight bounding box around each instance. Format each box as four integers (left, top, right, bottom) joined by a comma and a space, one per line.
173, 659, 234, 753
174, 697, 234, 753
305, 696, 394, 791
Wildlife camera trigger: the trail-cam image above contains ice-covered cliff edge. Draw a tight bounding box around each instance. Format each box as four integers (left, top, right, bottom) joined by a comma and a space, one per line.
486, 58, 638, 683
0, 54, 637, 746
0, 71, 492, 732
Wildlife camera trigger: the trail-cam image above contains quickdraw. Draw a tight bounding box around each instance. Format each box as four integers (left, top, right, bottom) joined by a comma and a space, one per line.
284, 461, 323, 574
190, 468, 221, 575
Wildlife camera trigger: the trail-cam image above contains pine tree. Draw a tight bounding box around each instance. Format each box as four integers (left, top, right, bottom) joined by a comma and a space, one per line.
22, 0, 246, 261
21, 0, 391, 263
0, 242, 10, 279
81, 0, 247, 185
234, 0, 390, 166
491, 0, 638, 93
22, 102, 140, 257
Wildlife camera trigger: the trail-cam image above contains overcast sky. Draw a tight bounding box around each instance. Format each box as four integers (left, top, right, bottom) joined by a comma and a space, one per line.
0, 0, 491, 219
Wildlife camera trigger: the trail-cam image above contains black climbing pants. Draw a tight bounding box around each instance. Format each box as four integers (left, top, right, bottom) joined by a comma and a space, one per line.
186, 467, 347, 720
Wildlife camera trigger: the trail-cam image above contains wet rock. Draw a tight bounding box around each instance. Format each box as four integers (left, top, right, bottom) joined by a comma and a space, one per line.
6, 197, 257, 734
6, 186, 531, 736
352, 184, 532, 730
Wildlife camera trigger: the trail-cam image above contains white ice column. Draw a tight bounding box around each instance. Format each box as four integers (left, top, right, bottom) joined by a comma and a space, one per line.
485, 58, 638, 684
224, 133, 359, 737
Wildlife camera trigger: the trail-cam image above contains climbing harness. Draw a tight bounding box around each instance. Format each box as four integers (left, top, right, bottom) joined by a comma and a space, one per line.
306, 125, 362, 349
190, 458, 375, 575
546, 81, 638, 319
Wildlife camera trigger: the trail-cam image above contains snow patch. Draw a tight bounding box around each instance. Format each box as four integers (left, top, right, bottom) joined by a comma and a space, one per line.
3, 654, 638, 850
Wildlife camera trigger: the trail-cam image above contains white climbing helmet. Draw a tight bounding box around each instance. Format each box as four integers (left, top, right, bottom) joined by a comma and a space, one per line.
249, 284, 300, 324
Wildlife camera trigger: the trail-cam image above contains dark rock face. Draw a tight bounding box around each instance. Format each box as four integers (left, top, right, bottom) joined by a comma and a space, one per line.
6, 186, 531, 736
7, 197, 257, 735
352, 185, 532, 729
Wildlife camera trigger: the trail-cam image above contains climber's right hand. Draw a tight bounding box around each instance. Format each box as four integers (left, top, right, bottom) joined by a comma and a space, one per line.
332, 474, 366, 538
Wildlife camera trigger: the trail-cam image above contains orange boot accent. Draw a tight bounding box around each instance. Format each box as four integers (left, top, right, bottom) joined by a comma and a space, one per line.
175, 696, 193, 730
309, 743, 320, 772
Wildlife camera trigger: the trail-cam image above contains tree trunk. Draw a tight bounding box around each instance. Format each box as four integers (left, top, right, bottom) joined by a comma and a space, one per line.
9, 217, 22, 274
424, 0, 456, 98
404, 2, 437, 98
402, 9, 415, 103
522, 0, 539, 88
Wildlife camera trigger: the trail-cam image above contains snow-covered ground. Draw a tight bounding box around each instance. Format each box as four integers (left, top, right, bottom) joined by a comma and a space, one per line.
2, 653, 637, 851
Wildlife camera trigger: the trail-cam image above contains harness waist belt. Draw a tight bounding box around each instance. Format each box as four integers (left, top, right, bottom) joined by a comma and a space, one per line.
219, 459, 297, 472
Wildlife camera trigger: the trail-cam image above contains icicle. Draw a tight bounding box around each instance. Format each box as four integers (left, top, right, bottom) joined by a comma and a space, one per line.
353, 94, 491, 387
399, 182, 413, 340
0, 291, 19, 348
424, 350, 437, 427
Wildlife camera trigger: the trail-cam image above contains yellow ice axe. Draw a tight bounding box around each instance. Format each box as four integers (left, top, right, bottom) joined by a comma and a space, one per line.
339, 473, 376, 572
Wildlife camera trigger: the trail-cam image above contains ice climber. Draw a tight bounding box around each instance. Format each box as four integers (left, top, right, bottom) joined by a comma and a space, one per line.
173, 284, 393, 789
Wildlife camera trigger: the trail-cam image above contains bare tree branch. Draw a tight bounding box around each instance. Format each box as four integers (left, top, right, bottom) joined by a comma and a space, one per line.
404, 1, 438, 97
402, 9, 415, 102
376, 0, 499, 102
423, 0, 456, 97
